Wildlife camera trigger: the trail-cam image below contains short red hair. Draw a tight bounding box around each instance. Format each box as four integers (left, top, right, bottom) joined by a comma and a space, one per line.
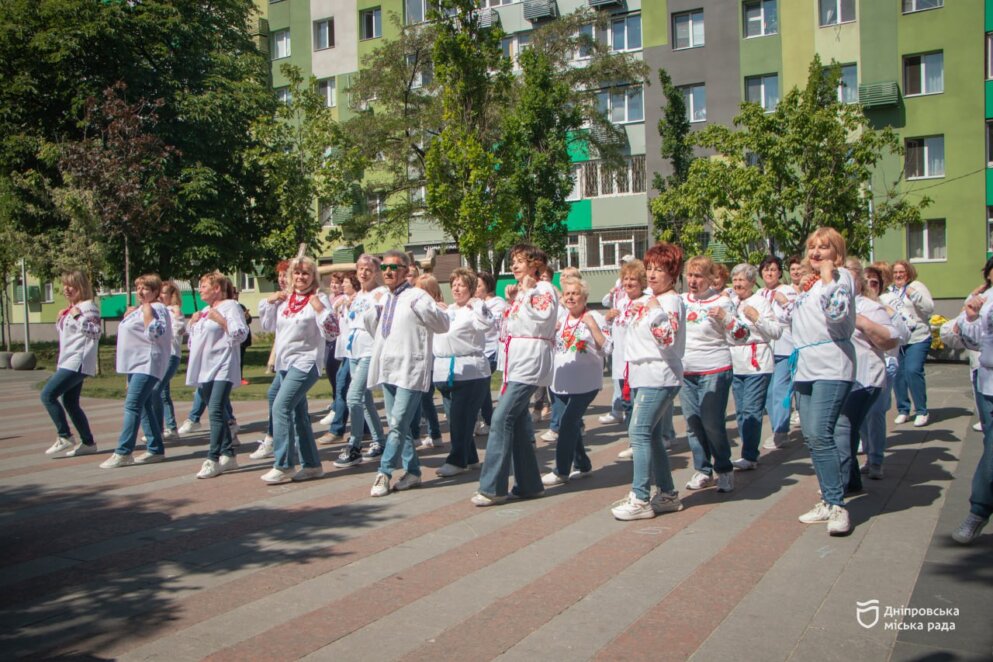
276, 260, 290, 274
643, 242, 684, 279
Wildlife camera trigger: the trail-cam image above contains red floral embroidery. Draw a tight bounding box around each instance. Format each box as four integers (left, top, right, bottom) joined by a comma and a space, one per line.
530, 292, 553, 311
732, 326, 748, 339
574, 339, 587, 352
687, 311, 698, 322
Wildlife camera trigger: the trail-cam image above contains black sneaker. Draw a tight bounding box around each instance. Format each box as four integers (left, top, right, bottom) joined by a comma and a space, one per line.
333, 446, 363, 468
363, 441, 384, 458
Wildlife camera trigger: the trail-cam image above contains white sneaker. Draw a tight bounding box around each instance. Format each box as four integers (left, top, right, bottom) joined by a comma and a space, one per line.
827, 505, 851, 535
540, 430, 559, 442
45, 437, 75, 456
790, 411, 801, 427
394, 472, 422, 491
318, 411, 336, 425
913, 414, 929, 427
196, 459, 221, 479
66, 442, 98, 457
471, 491, 506, 506
162, 428, 178, 440
617, 447, 634, 460
611, 492, 655, 520
716, 472, 734, 492
893, 413, 909, 425
371, 473, 391, 497
798, 500, 831, 524
685, 472, 714, 490
650, 490, 684, 514
260, 468, 293, 484
100, 453, 134, 469
293, 465, 324, 481
598, 413, 619, 425
418, 436, 441, 449
952, 513, 989, 545
763, 432, 789, 450
475, 422, 490, 436
140, 435, 148, 444
973, 421, 983, 432
249, 438, 274, 460
436, 463, 469, 477
219, 455, 239, 472
732, 458, 758, 471
316, 432, 343, 446
177, 420, 201, 435
134, 452, 165, 464
542, 471, 568, 487
568, 468, 593, 481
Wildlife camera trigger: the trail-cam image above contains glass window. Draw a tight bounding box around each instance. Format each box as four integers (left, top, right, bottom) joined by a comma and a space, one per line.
902, 0, 942, 12
611, 14, 642, 52
673, 10, 705, 50
240, 273, 258, 292
360, 7, 382, 40
744, 74, 779, 111
406, 0, 427, 25
313, 18, 334, 50
907, 220, 946, 261
43, 282, 54, 303
743, 0, 777, 38
598, 86, 643, 124
576, 23, 595, 59
904, 52, 943, 96
317, 78, 336, 107
406, 55, 432, 88
987, 33, 993, 80
905, 136, 945, 179
275, 86, 291, 104
271, 29, 290, 59
837, 63, 857, 103
681, 84, 707, 122
819, 0, 855, 26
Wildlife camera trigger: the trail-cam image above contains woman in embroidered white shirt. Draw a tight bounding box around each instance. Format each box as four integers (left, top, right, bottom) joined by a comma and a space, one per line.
41, 270, 102, 458
792, 227, 857, 535
185, 272, 249, 479
258, 256, 338, 484
890, 260, 934, 427
601, 260, 646, 430
101, 274, 173, 468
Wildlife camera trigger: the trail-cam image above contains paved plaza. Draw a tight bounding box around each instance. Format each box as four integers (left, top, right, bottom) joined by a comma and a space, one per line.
0, 363, 990, 661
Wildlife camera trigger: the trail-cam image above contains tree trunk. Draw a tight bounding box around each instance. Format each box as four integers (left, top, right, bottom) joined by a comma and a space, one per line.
124, 236, 131, 308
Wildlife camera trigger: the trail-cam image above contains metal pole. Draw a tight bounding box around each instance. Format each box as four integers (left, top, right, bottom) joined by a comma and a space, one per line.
20, 258, 29, 351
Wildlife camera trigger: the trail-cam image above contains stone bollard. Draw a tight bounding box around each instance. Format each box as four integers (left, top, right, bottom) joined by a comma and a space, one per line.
10, 352, 37, 371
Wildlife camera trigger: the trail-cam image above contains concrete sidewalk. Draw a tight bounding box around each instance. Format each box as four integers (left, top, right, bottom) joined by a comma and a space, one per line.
0, 363, 989, 661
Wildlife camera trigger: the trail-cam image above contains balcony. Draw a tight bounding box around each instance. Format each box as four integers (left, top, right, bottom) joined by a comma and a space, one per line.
858, 81, 900, 109
472, 8, 497, 29
523, 0, 556, 21
588, 0, 622, 7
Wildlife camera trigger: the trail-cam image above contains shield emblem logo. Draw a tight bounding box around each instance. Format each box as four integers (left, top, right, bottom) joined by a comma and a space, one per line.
856, 599, 880, 629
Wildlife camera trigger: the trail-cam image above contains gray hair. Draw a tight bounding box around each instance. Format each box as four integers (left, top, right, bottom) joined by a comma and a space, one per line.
561, 277, 590, 299
381, 249, 410, 267
730, 263, 758, 283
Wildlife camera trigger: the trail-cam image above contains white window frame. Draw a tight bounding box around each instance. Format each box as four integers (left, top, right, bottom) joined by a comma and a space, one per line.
681, 84, 707, 123
271, 29, 290, 60
240, 272, 258, 293
577, 156, 646, 199
903, 51, 943, 97
319, 201, 335, 227
672, 10, 705, 50
566, 164, 582, 202
609, 14, 642, 53
818, 0, 855, 27
907, 219, 946, 262
905, 135, 945, 180
360, 7, 382, 40
406, 0, 428, 25
743, 0, 777, 38
43, 282, 54, 303
987, 33, 993, 80
902, 0, 942, 13
836, 63, 858, 104
313, 18, 334, 50
988, 206, 993, 255
486, 0, 517, 6
276, 87, 291, 104
744, 74, 779, 112
317, 78, 336, 108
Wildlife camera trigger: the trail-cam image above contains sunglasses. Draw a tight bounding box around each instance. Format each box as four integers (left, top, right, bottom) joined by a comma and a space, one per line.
380, 263, 404, 272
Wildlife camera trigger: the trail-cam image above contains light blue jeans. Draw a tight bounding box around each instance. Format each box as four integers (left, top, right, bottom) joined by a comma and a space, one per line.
732, 373, 772, 462
835, 386, 880, 493
115, 373, 162, 456
970, 379, 993, 519
190, 383, 234, 424
266, 371, 283, 437
378, 384, 423, 478
478, 382, 544, 498
895, 338, 930, 416
141, 354, 180, 438
859, 364, 896, 467
346, 357, 385, 449
682, 370, 734, 476
551, 389, 597, 478
795, 380, 852, 507
40, 368, 94, 445
628, 386, 680, 501
272, 366, 321, 470
765, 355, 792, 433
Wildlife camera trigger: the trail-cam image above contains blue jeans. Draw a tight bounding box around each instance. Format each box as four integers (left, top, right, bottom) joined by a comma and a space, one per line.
732, 373, 772, 462
436, 378, 489, 468
478, 382, 544, 498
628, 386, 680, 501
115, 373, 162, 456
549, 390, 566, 434
190, 384, 234, 424
329, 357, 351, 436
682, 370, 734, 476
970, 383, 993, 519
378, 384, 423, 478
835, 386, 880, 493
272, 366, 321, 470
610, 377, 633, 420
479, 354, 497, 425
765, 355, 792, 433
346, 357, 385, 449
265, 371, 283, 437
551, 389, 597, 477
895, 338, 930, 416
40, 368, 94, 445
859, 365, 896, 467
199, 380, 235, 461
795, 379, 852, 507
418, 384, 442, 440
141, 354, 180, 438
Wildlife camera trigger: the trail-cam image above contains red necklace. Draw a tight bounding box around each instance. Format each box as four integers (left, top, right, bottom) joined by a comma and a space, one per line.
283, 291, 312, 316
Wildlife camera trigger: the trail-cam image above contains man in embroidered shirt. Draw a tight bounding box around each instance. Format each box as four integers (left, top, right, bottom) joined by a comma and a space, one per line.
472, 243, 559, 506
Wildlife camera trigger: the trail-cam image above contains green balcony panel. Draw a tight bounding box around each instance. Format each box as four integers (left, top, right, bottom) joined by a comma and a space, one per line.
859, 82, 900, 109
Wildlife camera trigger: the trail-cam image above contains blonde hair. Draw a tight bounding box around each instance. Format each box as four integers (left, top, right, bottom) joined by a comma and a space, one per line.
161, 279, 182, 306
892, 259, 918, 283
804, 227, 847, 268
620, 259, 647, 287
871, 261, 893, 289
199, 271, 233, 301
685, 255, 715, 279
560, 266, 581, 281
61, 270, 94, 301
288, 256, 320, 294
135, 273, 162, 294
416, 274, 443, 302
449, 267, 477, 294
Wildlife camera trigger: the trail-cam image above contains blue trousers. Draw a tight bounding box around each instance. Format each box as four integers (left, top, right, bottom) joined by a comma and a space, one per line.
732, 373, 772, 462
328, 357, 351, 436
272, 366, 321, 470
378, 384, 423, 478
141, 354, 180, 438
795, 379, 852, 507
437, 378, 489, 468
346, 357, 385, 449
551, 390, 597, 477
859, 364, 896, 467
628, 386, 680, 501
199, 380, 235, 461
765, 355, 792, 433
682, 370, 734, 476
115, 373, 162, 456
969, 380, 993, 519
835, 386, 880, 493
190, 382, 234, 425
478, 382, 544, 498
894, 338, 930, 416
479, 354, 497, 425
40, 368, 94, 445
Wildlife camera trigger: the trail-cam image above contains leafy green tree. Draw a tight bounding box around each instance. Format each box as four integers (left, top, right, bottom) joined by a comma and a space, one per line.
652, 56, 929, 262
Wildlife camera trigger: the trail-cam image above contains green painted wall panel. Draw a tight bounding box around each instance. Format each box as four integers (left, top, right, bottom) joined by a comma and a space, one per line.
987, 80, 993, 119
566, 199, 592, 232
642, 0, 668, 48
859, 0, 898, 85
269, 0, 314, 88
987, 0, 993, 31
590, 195, 648, 229
356, 0, 402, 65
780, 0, 816, 91
987, 169, 993, 205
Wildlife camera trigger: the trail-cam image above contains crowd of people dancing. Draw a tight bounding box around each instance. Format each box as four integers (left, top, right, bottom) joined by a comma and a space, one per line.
38, 228, 992, 544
